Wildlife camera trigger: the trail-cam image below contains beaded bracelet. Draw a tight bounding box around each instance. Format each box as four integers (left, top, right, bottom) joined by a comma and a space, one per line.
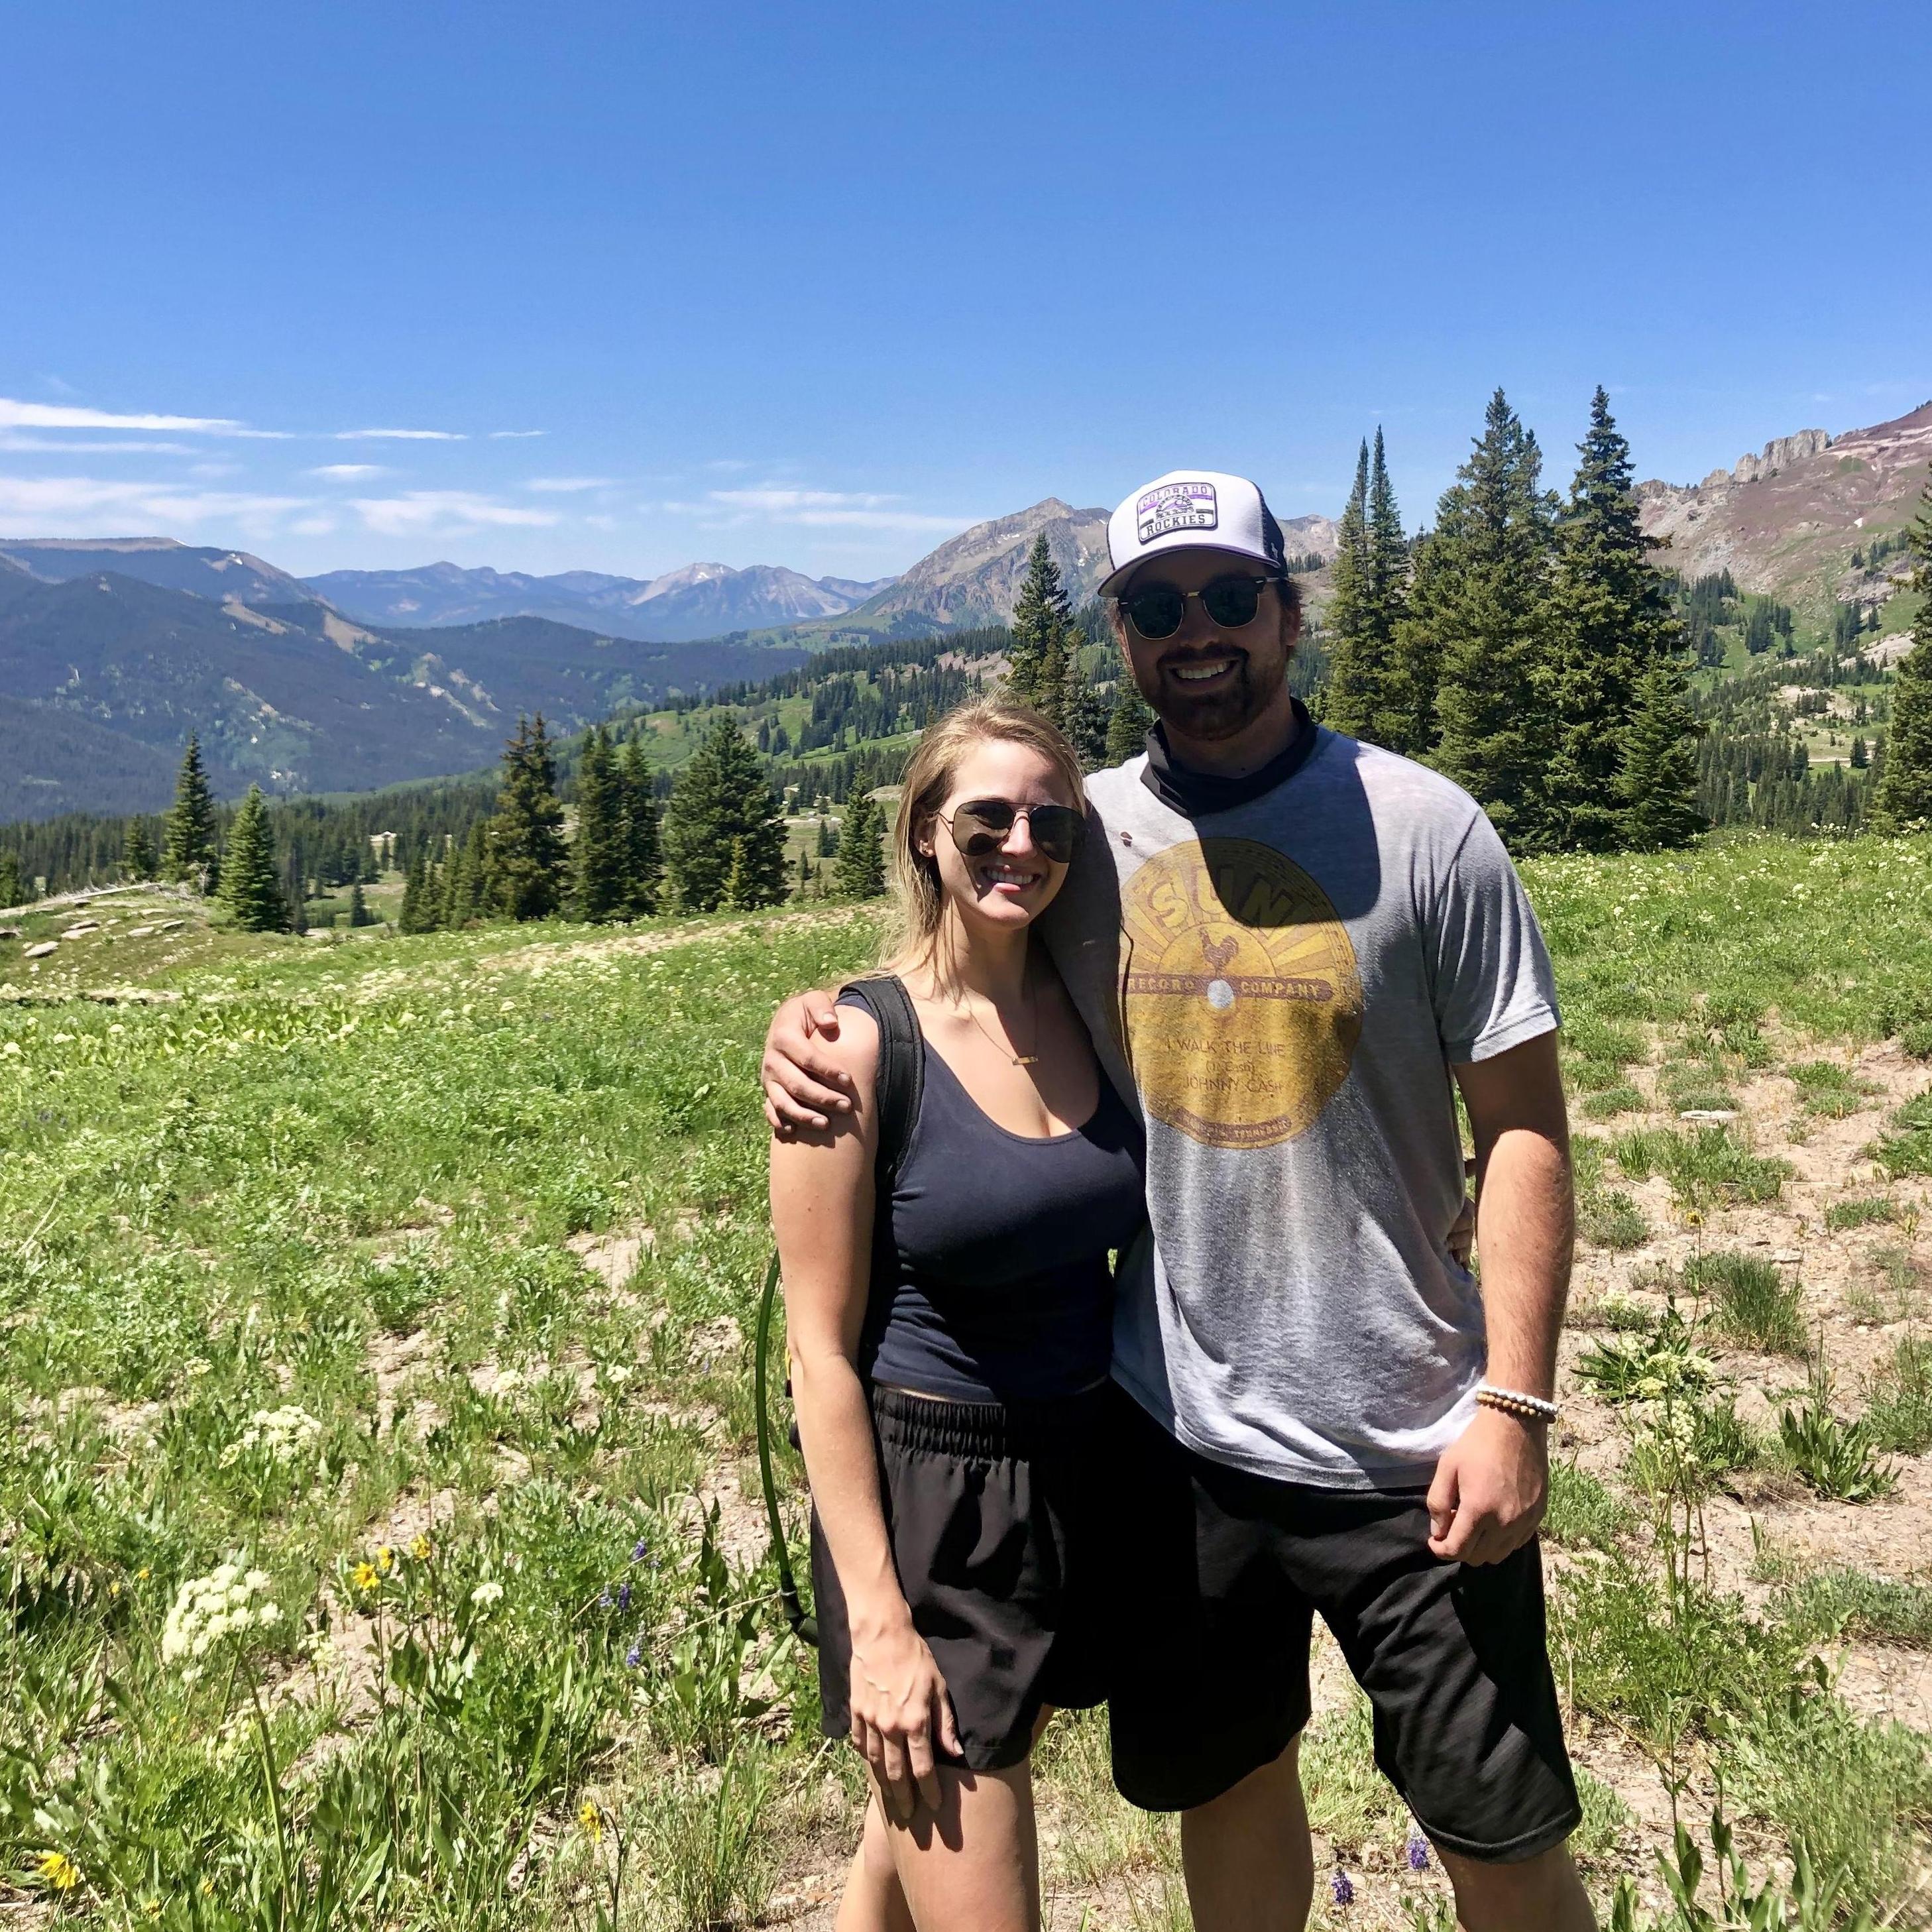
1476, 1384, 1560, 1424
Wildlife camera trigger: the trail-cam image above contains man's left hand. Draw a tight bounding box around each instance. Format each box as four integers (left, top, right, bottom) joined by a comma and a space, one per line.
1426, 1405, 1548, 1565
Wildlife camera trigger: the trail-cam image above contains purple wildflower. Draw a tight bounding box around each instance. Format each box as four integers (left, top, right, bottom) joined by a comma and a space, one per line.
1407, 1833, 1431, 1871
598, 1589, 613, 1609
630, 1538, 650, 1563
1330, 1870, 1354, 1907
624, 1642, 642, 1668
616, 1581, 632, 1613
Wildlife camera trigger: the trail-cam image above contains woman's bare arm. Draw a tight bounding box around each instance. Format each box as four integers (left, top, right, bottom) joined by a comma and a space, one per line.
767, 1006, 960, 1815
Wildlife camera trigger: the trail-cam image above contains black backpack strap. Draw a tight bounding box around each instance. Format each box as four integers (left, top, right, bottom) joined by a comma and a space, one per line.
836, 975, 923, 1188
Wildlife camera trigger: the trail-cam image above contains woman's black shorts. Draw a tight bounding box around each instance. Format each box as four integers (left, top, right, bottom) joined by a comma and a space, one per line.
811, 1382, 1116, 1772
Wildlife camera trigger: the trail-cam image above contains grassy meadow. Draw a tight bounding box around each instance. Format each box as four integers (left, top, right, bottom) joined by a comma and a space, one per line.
1, 832, 1930, 1929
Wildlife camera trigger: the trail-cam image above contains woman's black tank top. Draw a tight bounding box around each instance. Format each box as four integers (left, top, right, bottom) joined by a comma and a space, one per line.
837, 986, 1147, 1404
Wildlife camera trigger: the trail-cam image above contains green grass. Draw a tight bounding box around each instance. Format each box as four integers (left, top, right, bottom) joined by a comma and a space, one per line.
1825, 1196, 1898, 1231
1683, 1251, 1807, 1355
5, 830, 1932, 1927
1779, 1568, 1932, 1648
1785, 1058, 1880, 1118
1871, 1091, 1932, 1177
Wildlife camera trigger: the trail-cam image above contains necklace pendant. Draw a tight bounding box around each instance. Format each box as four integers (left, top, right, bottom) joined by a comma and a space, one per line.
1012, 1054, 1041, 1066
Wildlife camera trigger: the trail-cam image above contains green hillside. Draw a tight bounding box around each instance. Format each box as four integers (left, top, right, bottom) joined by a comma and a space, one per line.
2, 835, 1929, 1927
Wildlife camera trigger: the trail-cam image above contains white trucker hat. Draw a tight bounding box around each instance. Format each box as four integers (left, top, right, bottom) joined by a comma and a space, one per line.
1099, 468, 1288, 597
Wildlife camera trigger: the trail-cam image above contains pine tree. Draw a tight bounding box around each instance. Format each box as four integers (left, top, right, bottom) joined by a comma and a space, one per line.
1426, 388, 1562, 849
1615, 666, 1705, 850
162, 734, 219, 889
1850, 735, 1869, 770
1105, 674, 1155, 766
1007, 532, 1074, 722
815, 816, 834, 858
219, 786, 286, 933
123, 817, 157, 881
618, 736, 661, 918
1871, 472, 1932, 832
660, 716, 787, 912
486, 716, 568, 921
1322, 441, 1375, 734
1060, 649, 1111, 769
348, 881, 372, 927
1545, 388, 1693, 850
835, 787, 889, 899
571, 724, 627, 923
450, 821, 491, 925
0, 852, 23, 909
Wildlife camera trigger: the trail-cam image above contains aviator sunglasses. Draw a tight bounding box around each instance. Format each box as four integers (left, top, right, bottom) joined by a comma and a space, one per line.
1116, 573, 1281, 642
938, 798, 1086, 866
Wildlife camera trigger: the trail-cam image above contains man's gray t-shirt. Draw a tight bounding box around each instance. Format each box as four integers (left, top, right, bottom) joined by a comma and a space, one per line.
1043, 724, 1560, 1490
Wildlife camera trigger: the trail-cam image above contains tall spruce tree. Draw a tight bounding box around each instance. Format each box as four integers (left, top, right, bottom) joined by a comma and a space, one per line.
218, 787, 286, 933
1322, 441, 1375, 734
1006, 532, 1075, 722
486, 716, 568, 921
618, 736, 661, 917
660, 715, 787, 912
398, 843, 439, 934
0, 852, 23, 909
1060, 650, 1111, 769
1546, 388, 1693, 850
123, 817, 157, 881
835, 787, 888, 899
162, 734, 219, 889
348, 880, 372, 927
1425, 389, 1561, 848
1325, 432, 1412, 746
571, 724, 627, 922
1105, 675, 1155, 766
1615, 665, 1705, 850
1871, 471, 1932, 831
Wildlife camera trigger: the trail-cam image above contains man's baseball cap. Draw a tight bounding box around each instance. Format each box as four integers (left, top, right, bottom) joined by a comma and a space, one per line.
1099, 469, 1288, 597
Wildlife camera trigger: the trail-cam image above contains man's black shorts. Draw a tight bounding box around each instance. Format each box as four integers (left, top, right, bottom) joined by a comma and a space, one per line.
812, 1383, 1113, 1772
1108, 1391, 1581, 1864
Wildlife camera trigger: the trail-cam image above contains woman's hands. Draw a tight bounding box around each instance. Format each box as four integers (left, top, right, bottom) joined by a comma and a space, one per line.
848, 1611, 963, 1819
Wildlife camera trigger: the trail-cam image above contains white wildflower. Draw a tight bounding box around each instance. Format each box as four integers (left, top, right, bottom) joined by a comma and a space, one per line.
469, 1581, 505, 1609
225, 1406, 323, 1468
160, 1562, 278, 1676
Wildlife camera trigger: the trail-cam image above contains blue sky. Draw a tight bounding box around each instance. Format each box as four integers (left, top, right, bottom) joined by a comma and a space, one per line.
3, 1, 1925, 583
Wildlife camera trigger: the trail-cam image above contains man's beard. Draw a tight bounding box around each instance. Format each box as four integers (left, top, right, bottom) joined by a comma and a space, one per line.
1137, 644, 1290, 743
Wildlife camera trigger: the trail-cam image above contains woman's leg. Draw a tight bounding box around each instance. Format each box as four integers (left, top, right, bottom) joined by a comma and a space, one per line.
878, 1757, 1041, 1932
834, 1793, 916, 1932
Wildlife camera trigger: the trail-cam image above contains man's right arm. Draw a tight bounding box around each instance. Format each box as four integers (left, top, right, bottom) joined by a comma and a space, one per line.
762, 989, 857, 1133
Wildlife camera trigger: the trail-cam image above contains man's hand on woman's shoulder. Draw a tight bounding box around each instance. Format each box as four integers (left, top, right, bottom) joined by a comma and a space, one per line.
763, 987, 864, 1135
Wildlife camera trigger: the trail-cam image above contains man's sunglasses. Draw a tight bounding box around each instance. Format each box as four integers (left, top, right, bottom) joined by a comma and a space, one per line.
939, 799, 1086, 866
1116, 574, 1280, 642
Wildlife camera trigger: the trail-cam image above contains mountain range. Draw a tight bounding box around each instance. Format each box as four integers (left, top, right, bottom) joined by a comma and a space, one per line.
1, 400, 1923, 823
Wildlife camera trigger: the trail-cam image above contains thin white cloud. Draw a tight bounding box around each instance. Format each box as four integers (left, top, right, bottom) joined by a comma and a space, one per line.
524, 475, 615, 492
308, 463, 389, 479
349, 490, 561, 535
488, 428, 547, 439
0, 473, 310, 535
335, 427, 467, 441
701, 485, 966, 533
0, 433, 198, 453
0, 397, 245, 433
290, 515, 338, 536
710, 487, 896, 511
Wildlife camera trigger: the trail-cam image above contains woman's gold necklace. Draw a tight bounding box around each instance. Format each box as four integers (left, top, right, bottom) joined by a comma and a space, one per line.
957, 974, 1039, 1068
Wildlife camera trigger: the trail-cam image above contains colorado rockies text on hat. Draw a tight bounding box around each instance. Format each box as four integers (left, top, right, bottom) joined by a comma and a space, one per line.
1101, 469, 1288, 597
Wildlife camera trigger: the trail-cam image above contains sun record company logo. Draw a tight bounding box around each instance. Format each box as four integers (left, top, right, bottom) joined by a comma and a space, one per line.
1119, 838, 1363, 1149
1136, 481, 1219, 545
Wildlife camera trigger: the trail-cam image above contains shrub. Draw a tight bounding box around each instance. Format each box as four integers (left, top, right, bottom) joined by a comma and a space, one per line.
1869, 1092, 1932, 1178
1825, 1196, 1897, 1231
1779, 1567, 1932, 1647
1581, 1188, 1650, 1249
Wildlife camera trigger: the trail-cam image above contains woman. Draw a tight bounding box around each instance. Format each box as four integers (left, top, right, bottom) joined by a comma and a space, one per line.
769, 697, 1145, 1932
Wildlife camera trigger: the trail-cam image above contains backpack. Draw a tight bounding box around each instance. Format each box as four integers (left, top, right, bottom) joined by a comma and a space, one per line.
754, 977, 923, 1645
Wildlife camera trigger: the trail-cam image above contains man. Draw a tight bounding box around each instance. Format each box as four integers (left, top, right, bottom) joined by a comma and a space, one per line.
764, 470, 1594, 1931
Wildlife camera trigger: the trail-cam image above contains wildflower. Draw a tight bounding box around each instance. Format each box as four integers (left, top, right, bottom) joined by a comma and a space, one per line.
630, 1537, 650, 1563
1330, 1870, 1354, 1907
624, 1642, 642, 1668
578, 1799, 602, 1844
375, 1546, 394, 1575
598, 1588, 613, 1608
35, 1850, 80, 1892
160, 1563, 275, 1671
409, 1532, 433, 1562
616, 1581, 632, 1613
470, 1580, 505, 1608
1407, 1833, 1430, 1871
351, 1561, 380, 1592
223, 1405, 322, 1469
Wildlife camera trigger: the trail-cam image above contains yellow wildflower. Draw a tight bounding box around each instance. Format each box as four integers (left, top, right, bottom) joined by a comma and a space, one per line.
351, 1561, 380, 1591
137, 1566, 152, 1581
36, 1849, 80, 1892
375, 1546, 394, 1575
578, 1799, 602, 1844
409, 1532, 433, 1562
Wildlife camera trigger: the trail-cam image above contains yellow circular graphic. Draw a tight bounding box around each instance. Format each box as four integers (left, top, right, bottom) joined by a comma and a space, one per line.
1120, 838, 1364, 1149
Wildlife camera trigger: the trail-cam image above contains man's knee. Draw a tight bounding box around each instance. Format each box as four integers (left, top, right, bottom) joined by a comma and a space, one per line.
1185, 1733, 1306, 1827
1437, 1841, 1593, 1931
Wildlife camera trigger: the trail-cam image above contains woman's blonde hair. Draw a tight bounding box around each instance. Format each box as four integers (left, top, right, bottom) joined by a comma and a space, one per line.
880, 695, 1086, 983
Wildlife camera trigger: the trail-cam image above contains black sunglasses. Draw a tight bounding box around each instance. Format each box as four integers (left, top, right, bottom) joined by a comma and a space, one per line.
1116, 574, 1280, 641
939, 798, 1086, 866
